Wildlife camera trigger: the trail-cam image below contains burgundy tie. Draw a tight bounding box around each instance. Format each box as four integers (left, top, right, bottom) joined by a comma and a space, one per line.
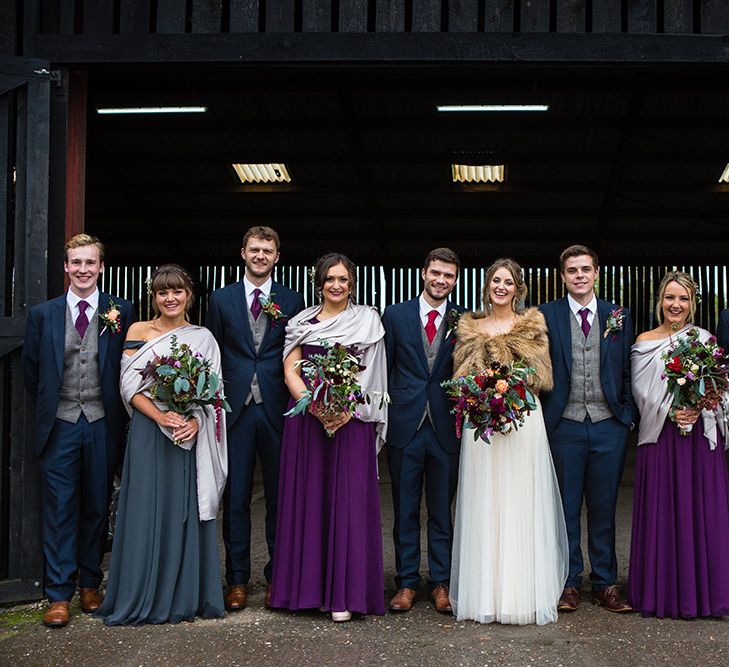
76, 300, 90, 338
579, 308, 591, 338
425, 310, 438, 344
251, 288, 263, 320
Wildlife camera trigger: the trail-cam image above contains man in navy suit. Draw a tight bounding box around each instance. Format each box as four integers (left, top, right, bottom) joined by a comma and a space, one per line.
382, 248, 465, 614
717, 309, 729, 352
207, 226, 305, 611
22, 234, 133, 627
539, 244, 637, 613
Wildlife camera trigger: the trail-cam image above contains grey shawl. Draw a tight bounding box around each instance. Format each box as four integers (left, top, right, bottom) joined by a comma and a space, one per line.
631, 325, 727, 450
284, 302, 388, 451
120, 325, 228, 521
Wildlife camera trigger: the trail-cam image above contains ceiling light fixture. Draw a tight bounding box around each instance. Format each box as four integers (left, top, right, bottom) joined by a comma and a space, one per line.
96, 106, 208, 114
437, 104, 549, 112
719, 163, 729, 183
233, 163, 292, 184
452, 164, 505, 184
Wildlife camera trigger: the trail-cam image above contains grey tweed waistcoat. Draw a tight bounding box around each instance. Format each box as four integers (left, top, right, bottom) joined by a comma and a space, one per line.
245, 304, 268, 405
562, 311, 612, 423
418, 315, 447, 430
56, 305, 104, 423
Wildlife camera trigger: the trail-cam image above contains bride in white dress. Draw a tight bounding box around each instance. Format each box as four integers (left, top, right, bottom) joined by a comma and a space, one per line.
449, 258, 568, 625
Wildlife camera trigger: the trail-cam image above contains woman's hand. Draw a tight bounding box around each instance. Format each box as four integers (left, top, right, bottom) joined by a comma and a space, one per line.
172, 416, 199, 443
157, 411, 188, 430
673, 407, 700, 427
323, 412, 352, 435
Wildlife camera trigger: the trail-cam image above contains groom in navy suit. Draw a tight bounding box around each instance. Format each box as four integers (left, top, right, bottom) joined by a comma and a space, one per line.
382, 248, 465, 614
207, 226, 305, 611
23, 234, 133, 627
539, 244, 637, 613
717, 308, 729, 351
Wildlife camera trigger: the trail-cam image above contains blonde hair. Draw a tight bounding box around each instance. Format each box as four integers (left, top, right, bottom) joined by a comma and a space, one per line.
655, 271, 697, 325
482, 258, 527, 313
64, 233, 105, 262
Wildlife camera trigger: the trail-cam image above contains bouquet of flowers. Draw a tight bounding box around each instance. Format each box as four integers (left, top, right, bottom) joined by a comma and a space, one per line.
660, 327, 729, 436
441, 360, 538, 444
284, 340, 388, 437
139, 335, 231, 443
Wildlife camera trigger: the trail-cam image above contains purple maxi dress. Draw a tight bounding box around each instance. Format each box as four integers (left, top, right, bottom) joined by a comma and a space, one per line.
269, 343, 386, 615
629, 419, 729, 618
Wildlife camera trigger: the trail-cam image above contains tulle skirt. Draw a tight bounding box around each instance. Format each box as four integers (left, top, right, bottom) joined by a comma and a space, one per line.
450, 400, 569, 625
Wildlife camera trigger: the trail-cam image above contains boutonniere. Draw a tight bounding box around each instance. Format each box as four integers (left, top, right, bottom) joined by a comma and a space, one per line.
445, 309, 461, 338
603, 308, 625, 339
99, 298, 122, 336
259, 292, 286, 326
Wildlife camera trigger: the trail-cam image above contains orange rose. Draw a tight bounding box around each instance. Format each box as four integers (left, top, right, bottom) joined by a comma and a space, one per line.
495, 379, 509, 394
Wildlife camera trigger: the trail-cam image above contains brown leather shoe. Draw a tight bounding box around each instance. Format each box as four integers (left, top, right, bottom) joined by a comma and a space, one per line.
557, 587, 581, 611
79, 587, 103, 613
224, 584, 247, 611
591, 585, 633, 613
389, 588, 417, 612
43, 601, 70, 627
264, 584, 272, 609
431, 584, 452, 613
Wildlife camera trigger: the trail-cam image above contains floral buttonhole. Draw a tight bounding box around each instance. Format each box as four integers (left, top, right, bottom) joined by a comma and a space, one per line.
259, 292, 287, 326
603, 307, 625, 340
99, 298, 122, 336
445, 309, 461, 338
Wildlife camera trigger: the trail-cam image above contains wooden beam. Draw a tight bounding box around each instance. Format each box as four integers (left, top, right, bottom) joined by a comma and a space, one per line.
32, 32, 729, 65
65, 70, 87, 242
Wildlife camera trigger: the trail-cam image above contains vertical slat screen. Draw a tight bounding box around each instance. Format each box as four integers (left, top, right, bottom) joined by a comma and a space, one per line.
230, 0, 262, 31
627, 0, 658, 33
556, 0, 587, 32
102, 262, 729, 335
592, 0, 622, 31
484, 0, 515, 31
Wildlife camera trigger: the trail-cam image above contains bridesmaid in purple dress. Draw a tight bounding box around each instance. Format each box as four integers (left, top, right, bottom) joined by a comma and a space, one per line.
629, 271, 729, 618
269, 253, 388, 622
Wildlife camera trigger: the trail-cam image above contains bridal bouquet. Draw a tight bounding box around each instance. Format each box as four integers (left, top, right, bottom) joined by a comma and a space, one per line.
660, 327, 729, 436
441, 360, 538, 444
284, 341, 388, 437
139, 335, 231, 443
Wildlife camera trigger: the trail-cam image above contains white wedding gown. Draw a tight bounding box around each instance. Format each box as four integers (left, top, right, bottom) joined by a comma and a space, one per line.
449, 397, 569, 625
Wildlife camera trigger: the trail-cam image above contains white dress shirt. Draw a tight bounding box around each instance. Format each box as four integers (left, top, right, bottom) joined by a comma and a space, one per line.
419, 294, 447, 330
67, 288, 99, 322
243, 276, 272, 309
567, 293, 597, 328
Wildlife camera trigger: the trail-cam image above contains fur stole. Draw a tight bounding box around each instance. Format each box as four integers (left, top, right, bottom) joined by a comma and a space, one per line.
452, 307, 554, 392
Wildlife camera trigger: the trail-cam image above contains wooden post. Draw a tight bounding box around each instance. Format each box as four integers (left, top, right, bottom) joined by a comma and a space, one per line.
65, 70, 86, 242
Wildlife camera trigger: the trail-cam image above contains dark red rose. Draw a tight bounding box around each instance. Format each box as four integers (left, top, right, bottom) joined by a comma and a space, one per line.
514, 384, 527, 400
666, 356, 682, 373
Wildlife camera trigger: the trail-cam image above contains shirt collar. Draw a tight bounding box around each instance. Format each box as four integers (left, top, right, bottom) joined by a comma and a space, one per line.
67, 288, 99, 312
419, 294, 447, 319
243, 276, 272, 299
567, 293, 597, 316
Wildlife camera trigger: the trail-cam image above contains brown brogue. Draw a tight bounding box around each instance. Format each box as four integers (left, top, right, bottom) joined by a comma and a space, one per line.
79, 587, 103, 613
389, 588, 417, 612
224, 584, 247, 611
591, 585, 633, 613
264, 584, 272, 609
43, 601, 70, 628
557, 587, 581, 612
431, 584, 452, 614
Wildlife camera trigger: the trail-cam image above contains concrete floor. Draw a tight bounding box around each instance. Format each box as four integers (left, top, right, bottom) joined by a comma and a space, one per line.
1, 446, 728, 667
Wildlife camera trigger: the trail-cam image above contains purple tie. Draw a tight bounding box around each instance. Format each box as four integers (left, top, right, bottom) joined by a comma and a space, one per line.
251, 288, 262, 320
579, 307, 591, 338
76, 300, 90, 338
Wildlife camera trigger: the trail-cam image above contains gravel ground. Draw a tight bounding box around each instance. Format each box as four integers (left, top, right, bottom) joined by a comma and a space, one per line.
1, 448, 728, 667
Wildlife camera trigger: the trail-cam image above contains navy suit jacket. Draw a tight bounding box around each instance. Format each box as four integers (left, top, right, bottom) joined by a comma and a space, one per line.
22, 291, 135, 456
382, 298, 466, 454
717, 309, 729, 352
538, 297, 638, 434
206, 279, 305, 431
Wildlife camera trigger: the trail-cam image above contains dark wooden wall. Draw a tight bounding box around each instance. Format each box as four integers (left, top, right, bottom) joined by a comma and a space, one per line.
27, 0, 729, 36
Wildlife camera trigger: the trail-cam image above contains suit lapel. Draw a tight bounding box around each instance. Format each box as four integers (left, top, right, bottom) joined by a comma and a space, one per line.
598, 299, 611, 366
259, 280, 283, 351
432, 300, 456, 372
407, 299, 430, 374
98, 291, 111, 371
232, 281, 255, 353
555, 297, 573, 378
51, 296, 66, 380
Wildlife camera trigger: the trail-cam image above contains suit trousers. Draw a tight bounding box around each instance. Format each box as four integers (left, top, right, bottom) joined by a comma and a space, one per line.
549, 416, 629, 591
40, 415, 111, 602
223, 401, 281, 585
387, 422, 460, 590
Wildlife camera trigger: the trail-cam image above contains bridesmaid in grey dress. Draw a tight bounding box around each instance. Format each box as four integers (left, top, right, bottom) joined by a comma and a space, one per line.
96, 264, 227, 625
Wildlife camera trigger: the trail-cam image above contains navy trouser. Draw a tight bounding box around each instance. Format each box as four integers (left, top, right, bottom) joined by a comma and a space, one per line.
387, 422, 460, 590
40, 415, 113, 602
549, 416, 629, 591
223, 401, 282, 585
